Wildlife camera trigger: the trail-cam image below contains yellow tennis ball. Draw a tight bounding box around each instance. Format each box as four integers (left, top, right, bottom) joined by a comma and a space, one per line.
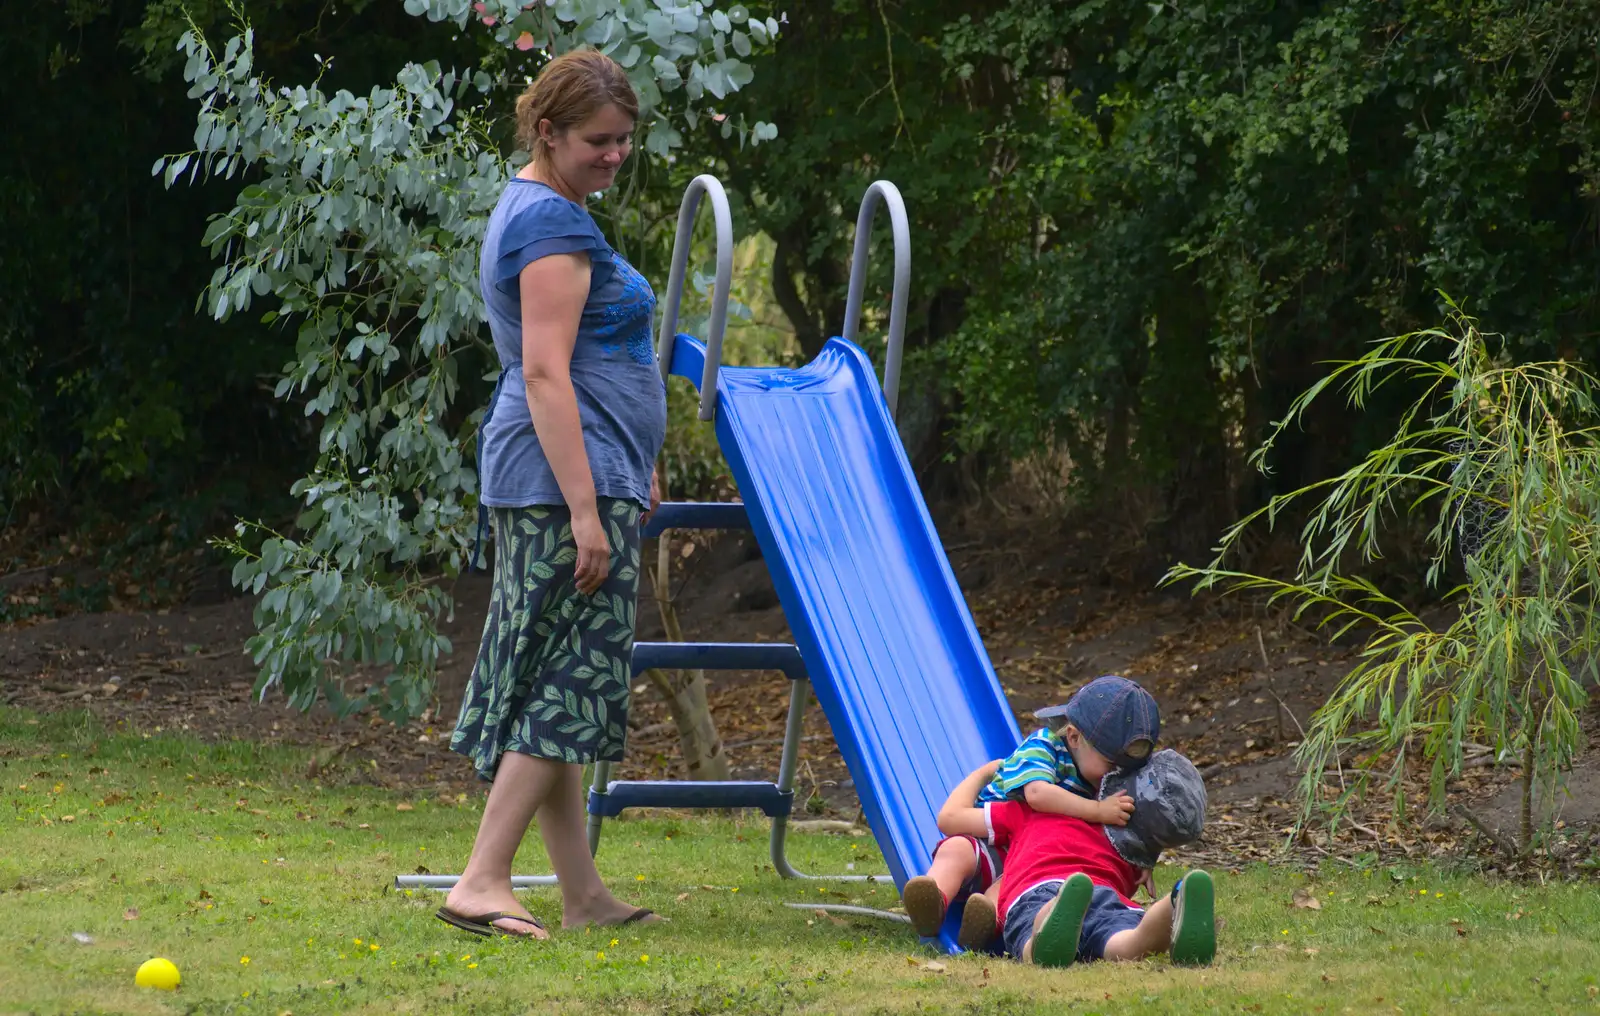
135, 957, 181, 990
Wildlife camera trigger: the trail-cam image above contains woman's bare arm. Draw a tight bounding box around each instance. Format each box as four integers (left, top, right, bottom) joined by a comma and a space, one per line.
518, 252, 608, 594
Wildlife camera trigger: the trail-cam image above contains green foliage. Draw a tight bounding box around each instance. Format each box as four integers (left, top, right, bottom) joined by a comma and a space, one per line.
159, 3, 779, 718
406, 0, 778, 156
1168, 308, 1599, 849
926, 0, 1600, 531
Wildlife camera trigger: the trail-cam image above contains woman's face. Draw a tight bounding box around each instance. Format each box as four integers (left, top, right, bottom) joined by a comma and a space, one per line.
543, 102, 634, 194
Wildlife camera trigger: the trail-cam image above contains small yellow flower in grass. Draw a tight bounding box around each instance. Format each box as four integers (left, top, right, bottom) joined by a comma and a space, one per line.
1435, 892, 1444, 898
639, 954, 649, 963
1419, 889, 1428, 896
369, 943, 380, 951
468, 962, 478, 969
596, 951, 606, 960
354, 938, 363, 945
1281, 929, 1289, 936
636, 875, 646, 881
610, 938, 619, 947
460, 954, 471, 962
730, 887, 739, 893
240, 956, 251, 966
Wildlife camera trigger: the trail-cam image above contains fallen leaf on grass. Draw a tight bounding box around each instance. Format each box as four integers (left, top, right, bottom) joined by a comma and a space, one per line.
1291, 889, 1322, 910
259, 897, 273, 906
903, 957, 946, 973
396, 803, 414, 812
1302, 947, 1319, 956
676, 893, 690, 902
123, 908, 139, 921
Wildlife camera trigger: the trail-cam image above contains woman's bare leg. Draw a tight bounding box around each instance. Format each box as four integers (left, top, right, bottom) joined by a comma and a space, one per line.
443, 750, 559, 937
537, 762, 661, 928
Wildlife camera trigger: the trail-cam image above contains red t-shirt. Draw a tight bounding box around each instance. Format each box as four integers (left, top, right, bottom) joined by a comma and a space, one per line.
987, 800, 1141, 925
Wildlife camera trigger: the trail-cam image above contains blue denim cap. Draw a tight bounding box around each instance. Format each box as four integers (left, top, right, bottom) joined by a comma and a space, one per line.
1035, 675, 1161, 770
1097, 748, 1208, 869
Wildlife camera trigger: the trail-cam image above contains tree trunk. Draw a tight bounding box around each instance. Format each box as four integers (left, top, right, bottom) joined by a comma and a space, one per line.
1519, 736, 1535, 857
642, 470, 730, 781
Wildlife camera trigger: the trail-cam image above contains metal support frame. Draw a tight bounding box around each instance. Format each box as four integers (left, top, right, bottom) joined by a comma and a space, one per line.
840, 180, 911, 419
654, 174, 733, 421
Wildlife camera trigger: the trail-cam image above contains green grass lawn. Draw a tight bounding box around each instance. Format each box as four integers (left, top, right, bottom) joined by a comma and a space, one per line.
3, 707, 1599, 1015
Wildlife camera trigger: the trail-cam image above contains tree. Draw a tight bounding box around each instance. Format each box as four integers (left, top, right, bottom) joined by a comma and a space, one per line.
1169, 307, 1599, 856
156, 0, 779, 722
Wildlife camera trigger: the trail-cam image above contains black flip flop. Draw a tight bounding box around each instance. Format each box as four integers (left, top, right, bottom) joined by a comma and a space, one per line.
435, 906, 547, 938
622, 907, 658, 924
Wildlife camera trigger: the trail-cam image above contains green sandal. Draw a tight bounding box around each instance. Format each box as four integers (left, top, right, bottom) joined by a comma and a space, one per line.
1169, 869, 1216, 966
1030, 873, 1094, 967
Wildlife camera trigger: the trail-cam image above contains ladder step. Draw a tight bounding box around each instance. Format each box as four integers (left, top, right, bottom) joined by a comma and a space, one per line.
642, 501, 750, 539
632, 642, 806, 680
588, 780, 794, 818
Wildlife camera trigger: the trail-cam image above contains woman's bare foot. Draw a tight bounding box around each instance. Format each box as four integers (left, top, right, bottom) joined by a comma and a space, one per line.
561, 893, 664, 929
443, 882, 549, 939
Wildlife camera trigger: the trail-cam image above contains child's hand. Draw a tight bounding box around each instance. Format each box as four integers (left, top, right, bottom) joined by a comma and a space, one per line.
1138, 868, 1157, 900
1096, 792, 1135, 826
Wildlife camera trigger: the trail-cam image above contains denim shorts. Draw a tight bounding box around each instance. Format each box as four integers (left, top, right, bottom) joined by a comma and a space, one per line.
1002, 880, 1146, 960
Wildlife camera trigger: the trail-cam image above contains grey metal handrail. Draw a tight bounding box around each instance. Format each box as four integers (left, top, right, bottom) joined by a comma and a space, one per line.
655, 174, 734, 421
840, 180, 911, 420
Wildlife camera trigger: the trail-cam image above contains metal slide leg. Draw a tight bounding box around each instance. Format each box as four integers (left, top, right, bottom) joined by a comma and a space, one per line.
587, 759, 613, 856
395, 873, 558, 890
769, 679, 890, 884
769, 678, 809, 878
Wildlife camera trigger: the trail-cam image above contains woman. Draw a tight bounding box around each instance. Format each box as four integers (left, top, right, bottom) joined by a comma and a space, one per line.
437, 49, 667, 940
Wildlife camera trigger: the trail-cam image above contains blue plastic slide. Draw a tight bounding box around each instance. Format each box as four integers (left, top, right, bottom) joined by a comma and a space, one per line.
668, 333, 1023, 951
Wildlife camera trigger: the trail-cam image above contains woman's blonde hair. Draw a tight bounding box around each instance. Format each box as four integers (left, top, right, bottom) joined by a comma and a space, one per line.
514, 49, 639, 161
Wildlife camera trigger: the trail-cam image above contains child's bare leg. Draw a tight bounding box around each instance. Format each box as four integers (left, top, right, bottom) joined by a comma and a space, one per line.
1101, 895, 1172, 961
983, 877, 1002, 903
919, 838, 978, 899
903, 839, 978, 936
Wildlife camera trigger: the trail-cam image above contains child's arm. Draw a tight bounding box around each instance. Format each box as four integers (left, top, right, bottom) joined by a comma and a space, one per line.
935, 759, 1002, 837
1022, 781, 1136, 826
